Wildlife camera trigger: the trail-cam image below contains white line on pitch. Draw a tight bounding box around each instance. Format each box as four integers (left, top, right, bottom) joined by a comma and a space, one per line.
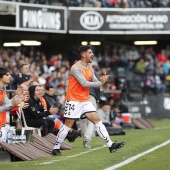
35, 145, 106, 165
154, 125, 170, 130
104, 139, 170, 170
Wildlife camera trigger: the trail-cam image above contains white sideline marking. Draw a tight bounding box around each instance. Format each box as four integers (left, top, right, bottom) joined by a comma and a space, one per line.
34, 126, 170, 166
104, 139, 170, 170
67, 145, 106, 158
35, 145, 106, 165
154, 125, 170, 130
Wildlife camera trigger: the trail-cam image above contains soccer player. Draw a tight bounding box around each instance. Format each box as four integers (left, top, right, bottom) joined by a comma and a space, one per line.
0, 67, 26, 142
52, 45, 125, 156
80, 70, 100, 148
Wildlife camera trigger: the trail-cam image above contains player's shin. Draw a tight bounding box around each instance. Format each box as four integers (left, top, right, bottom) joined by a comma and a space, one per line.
53, 125, 71, 149
95, 121, 112, 147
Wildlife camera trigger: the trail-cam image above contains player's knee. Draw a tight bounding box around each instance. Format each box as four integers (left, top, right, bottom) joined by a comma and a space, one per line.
93, 116, 102, 124
94, 120, 102, 126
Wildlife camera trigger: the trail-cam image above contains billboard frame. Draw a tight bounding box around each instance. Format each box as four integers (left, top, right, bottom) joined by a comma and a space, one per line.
68, 7, 170, 35
0, 1, 67, 33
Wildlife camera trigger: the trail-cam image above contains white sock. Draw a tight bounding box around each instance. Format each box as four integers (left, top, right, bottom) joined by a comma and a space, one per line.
95, 121, 113, 147
53, 125, 71, 149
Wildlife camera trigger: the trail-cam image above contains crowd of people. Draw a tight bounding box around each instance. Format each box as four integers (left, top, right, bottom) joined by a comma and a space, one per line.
0, 42, 169, 135
1, 43, 170, 100
2, 44, 170, 95
1, 40, 170, 154
1, 0, 170, 157
4, 0, 170, 8
0, 45, 126, 156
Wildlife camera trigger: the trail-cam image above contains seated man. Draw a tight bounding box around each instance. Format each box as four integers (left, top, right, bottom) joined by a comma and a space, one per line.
39, 85, 62, 130
14, 62, 39, 88
110, 103, 124, 128
23, 85, 58, 136
98, 103, 112, 127
44, 85, 65, 111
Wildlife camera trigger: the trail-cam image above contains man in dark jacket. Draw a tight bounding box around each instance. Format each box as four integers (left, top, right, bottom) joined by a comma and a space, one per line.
23, 85, 57, 136
14, 62, 39, 89
44, 86, 64, 111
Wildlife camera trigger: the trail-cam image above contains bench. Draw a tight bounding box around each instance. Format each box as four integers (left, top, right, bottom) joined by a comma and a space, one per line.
0, 133, 74, 161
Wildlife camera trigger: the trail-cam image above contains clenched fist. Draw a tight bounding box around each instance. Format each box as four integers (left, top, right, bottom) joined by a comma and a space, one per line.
12, 96, 22, 107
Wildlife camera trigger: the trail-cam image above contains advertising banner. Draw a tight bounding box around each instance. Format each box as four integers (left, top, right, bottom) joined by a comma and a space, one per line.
0, 1, 67, 33
1, 1, 170, 35
68, 7, 170, 34
19, 4, 67, 33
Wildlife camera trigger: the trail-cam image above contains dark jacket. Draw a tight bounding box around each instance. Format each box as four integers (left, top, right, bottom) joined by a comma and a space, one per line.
90, 87, 100, 103
15, 73, 31, 85
44, 93, 62, 110
90, 71, 100, 103
23, 95, 50, 120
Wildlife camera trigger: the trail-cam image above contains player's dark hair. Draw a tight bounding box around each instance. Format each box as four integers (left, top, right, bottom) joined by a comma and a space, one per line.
79, 45, 91, 54
0, 67, 10, 78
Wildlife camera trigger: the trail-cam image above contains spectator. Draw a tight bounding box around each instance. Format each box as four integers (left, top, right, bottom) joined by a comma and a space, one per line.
44, 86, 65, 112
14, 62, 39, 89
154, 74, 166, 95
163, 59, 170, 76
152, 0, 160, 7
157, 49, 168, 65
142, 73, 155, 97
29, 0, 46, 4
146, 59, 156, 74
128, 47, 140, 62
160, 0, 169, 7
110, 103, 124, 128
99, 52, 111, 68
39, 85, 63, 130
29, 80, 39, 87
68, 0, 80, 6
135, 57, 146, 75
144, 0, 152, 7
38, 73, 48, 86
102, 0, 114, 7
116, 0, 129, 7
129, 0, 145, 7
155, 61, 166, 80
22, 85, 57, 136
88, 0, 102, 7
98, 102, 112, 127
120, 50, 129, 69
40, 59, 49, 74
11, 66, 20, 90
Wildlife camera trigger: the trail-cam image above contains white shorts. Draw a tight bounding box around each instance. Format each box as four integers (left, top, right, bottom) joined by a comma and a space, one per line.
64, 100, 96, 119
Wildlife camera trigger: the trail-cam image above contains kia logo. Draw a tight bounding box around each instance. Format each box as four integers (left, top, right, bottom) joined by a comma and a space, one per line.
80, 11, 104, 31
